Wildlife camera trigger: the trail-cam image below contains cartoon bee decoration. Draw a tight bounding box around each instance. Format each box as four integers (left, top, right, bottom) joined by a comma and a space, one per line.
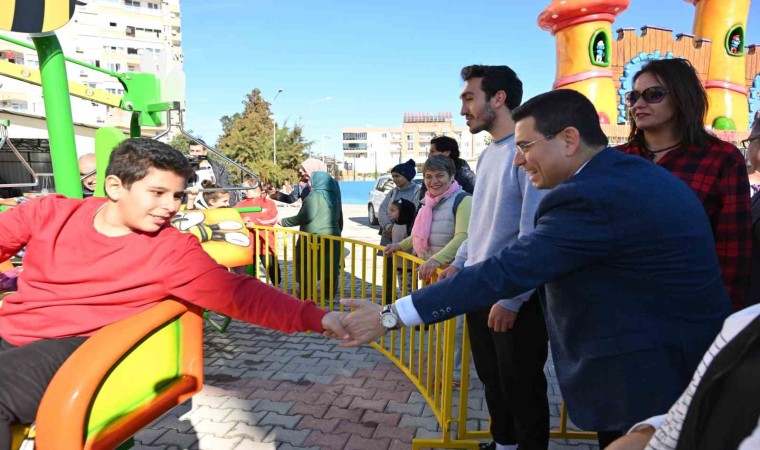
171, 211, 251, 247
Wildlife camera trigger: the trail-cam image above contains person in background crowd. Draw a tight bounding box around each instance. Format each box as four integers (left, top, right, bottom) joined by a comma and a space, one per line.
238, 176, 282, 286
78, 153, 97, 197
418, 136, 476, 200
268, 158, 326, 204
188, 141, 240, 206
378, 159, 421, 304
280, 168, 343, 298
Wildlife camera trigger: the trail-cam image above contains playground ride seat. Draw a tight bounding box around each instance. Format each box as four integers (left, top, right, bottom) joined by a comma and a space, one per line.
171, 207, 254, 333
13, 299, 203, 450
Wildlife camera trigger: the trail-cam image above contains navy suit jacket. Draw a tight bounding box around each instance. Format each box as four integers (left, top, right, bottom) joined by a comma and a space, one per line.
412, 148, 731, 431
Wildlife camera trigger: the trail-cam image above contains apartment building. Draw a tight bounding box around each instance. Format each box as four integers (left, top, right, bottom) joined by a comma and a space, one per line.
342, 112, 488, 176
0, 0, 183, 131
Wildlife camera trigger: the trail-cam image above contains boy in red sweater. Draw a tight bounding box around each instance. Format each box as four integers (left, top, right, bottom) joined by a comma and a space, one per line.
0, 139, 347, 449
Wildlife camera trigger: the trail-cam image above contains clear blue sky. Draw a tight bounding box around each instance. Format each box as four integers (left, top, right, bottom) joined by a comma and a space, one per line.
182, 0, 760, 157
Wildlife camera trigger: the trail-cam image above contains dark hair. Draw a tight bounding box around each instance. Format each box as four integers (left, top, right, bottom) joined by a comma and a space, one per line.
512, 89, 609, 148
392, 198, 417, 235
430, 136, 460, 160
201, 182, 229, 205
629, 58, 713, 146
460, 65, 523, 110
106, 138, 194, 189
423, 154, 456, 177
188, 138, 207, 148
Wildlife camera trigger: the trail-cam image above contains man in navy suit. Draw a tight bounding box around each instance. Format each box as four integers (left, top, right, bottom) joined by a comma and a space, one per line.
341, 89, 732, 448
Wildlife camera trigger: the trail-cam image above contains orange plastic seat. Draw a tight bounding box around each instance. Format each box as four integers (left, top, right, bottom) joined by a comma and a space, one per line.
32, 299, 203, 450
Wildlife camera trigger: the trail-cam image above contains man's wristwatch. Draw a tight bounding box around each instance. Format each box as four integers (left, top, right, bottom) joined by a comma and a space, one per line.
380, 304, 401, 330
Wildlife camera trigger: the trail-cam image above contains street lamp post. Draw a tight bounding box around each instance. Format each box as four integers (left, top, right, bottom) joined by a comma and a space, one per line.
272, 88, 283, 165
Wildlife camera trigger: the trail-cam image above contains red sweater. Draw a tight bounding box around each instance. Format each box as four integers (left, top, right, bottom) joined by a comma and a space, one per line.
237, 197, 278, 255
0, 195, 327, 346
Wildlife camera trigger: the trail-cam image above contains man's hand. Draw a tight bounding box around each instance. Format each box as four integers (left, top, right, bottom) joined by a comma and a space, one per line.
417, 259, 442, 282
321, 311, 349, 340
437, 265, 460, 281
338, 299, 386, 347
488, 304, 518, 332
383, 244, 401, 255
605, 426, 655, 450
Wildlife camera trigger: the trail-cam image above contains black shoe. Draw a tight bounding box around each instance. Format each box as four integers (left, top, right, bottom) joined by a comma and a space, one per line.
478, 443, 495, 450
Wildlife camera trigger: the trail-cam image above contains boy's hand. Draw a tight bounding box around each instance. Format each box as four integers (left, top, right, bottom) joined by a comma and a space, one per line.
338, 299, 386, 347
321, 311, 349, 340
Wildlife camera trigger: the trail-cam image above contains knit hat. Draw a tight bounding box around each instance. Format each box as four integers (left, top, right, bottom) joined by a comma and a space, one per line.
391, 159, 416, 182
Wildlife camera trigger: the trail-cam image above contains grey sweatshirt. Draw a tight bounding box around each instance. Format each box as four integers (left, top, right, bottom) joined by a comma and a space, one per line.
452, 134, 548, 311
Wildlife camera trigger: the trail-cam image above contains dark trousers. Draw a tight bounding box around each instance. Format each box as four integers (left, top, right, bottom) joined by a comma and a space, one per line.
0, 336, 86, 450
257, 254, 281, 286
466, 295, 550, 450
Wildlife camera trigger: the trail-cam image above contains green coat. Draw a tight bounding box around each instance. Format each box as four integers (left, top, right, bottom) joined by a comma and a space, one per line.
281, 172, 342, 235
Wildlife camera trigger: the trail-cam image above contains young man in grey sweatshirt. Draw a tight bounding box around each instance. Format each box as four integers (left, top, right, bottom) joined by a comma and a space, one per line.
439, 65, 550, 450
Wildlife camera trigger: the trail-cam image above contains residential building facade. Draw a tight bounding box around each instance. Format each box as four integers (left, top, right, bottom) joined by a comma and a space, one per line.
342, 112, 489, 177
0, 0, 183, 135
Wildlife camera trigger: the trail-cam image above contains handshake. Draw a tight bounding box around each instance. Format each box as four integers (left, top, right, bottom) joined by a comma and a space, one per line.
319, 299, 402, 347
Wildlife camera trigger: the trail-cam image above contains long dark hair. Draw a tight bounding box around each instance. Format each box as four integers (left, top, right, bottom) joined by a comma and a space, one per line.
628, 58, 714, 147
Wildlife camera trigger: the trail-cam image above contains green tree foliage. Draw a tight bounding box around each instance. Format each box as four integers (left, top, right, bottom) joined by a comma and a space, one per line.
217, 88, 312, 186
169, 132, 195, 154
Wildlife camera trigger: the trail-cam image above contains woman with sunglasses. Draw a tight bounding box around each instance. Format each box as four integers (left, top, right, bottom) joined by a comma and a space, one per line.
616, 58, 752, 311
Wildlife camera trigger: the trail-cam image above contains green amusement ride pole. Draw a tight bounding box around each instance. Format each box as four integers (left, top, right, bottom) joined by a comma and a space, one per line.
32, 34, 82, 199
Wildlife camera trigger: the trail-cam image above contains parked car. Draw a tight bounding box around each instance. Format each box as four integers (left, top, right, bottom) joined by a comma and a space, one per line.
367, 173, 423, 225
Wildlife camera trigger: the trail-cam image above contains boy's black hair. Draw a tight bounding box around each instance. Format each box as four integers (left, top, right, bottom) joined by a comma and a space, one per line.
106, 138, 194, 189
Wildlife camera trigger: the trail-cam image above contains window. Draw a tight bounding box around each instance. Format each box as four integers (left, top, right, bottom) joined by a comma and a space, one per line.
342, 132, 367, 141
106, 88, 124, 95
107, 62, 122, 72
381, 133, 387, 138
110, 22, 117, 27
407, 142, 414, 150
343, 143, 367, 151
147, 2, 159, 9
124, 0, 141, 8
127, 47, 138, 55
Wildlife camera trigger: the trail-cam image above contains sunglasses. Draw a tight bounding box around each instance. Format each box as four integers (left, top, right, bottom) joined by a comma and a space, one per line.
741, 136, 760, 149
625, 87, 669, 106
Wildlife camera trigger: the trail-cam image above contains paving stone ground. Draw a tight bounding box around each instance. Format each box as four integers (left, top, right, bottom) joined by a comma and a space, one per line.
135, 205, 600, 450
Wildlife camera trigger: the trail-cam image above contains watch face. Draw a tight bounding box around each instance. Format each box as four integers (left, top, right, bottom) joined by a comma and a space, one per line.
381, 312, 398, 328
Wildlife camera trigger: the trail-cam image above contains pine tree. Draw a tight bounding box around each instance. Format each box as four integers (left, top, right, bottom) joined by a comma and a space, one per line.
217, 89, 311, 186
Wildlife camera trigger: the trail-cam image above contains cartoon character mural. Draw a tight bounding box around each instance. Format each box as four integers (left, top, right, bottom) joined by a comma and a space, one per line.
171, 208, 253, 268
596, 39, 607, 63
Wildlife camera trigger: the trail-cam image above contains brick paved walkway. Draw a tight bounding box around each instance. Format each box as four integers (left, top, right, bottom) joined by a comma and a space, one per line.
133, 319, 600, 450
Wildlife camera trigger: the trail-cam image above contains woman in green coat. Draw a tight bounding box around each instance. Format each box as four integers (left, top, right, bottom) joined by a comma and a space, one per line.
281, 171, 343, 300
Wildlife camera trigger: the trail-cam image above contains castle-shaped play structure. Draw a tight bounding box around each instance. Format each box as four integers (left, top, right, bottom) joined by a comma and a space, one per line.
539, 0, 759, 141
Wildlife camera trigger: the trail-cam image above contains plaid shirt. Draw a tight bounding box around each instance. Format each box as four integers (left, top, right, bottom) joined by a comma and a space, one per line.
616, 139, 751, 310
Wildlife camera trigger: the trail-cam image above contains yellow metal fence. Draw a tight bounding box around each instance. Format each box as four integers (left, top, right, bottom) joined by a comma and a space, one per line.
248, 225, 597, 448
